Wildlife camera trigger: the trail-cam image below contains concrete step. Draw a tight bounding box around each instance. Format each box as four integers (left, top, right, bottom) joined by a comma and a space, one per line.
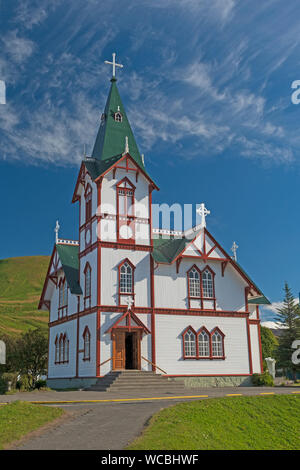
85, 370, 185, 392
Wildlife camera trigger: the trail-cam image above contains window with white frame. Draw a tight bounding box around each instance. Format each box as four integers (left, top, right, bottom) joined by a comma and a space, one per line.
188, 267, 201, 297
202, 269, 214, 298
212, 330, 223, 357
184, 329, 196, 357
198, 330, 210, 357
120, 261, 133, 293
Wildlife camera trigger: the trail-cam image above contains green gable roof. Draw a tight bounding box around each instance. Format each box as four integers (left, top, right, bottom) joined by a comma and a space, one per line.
152, 237, 188, 263
92, 78, 145, 169
56, 244, 82, 295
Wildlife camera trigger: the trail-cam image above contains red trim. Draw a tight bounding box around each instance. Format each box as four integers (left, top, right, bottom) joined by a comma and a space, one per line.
48, 307, 250, 328
96, 179, 102, 376
94, 152, 159, 191
182, 326, 197, 359
246, 318, 253, 375
150, 254, 156, 371
105, 309, 150, 334
116, 177, 136, 244
39, 245, 56, 310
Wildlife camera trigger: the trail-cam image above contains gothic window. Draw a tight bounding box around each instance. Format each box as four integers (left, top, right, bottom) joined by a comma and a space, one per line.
182, 326, 225, 360
198, 329, 210, 357
118, 259, 135, 306
84, 263, 91, 309
202, 269, 214, 298
188, 267, 201, 297
116, 178, 135, 243
58, 278, 68, 317
211, 329, 224, 357
83, 327, 91, 361
85, 185, 92, 223
55, 336, 59, 363
183, 328, 196, 358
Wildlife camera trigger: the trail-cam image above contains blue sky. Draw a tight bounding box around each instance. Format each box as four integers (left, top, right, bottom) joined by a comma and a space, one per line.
1, 0, 300, 320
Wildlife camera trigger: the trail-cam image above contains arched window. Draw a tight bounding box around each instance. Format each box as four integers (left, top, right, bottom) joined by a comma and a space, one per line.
202, 268, 214, 298
83, 327, 91, 361
198, 329, 210, 357
188, 267, 201, 297
183, 328, 196, 358
118, 259, 135, 306
116, 178, 135, 243
58, 278, 68, 317
85, 185, 92, 223
55, 336, 59, 363
84, 263, 91, 309
211, 329, 224, 357
120, 261, 133, 293
63, 334, 69, 363
59, 334, 64, 363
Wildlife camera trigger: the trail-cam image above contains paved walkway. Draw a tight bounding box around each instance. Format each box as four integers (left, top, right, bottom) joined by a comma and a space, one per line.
2, 386, 299, 450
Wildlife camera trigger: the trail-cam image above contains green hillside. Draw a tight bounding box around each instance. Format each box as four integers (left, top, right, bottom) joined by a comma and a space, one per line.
0, 256, 50, 335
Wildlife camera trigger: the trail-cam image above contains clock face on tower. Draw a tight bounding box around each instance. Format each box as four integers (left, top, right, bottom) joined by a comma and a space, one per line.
119, 224, 133, 240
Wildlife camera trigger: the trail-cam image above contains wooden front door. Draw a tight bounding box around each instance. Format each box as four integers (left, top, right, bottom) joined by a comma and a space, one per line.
113, 330, 141, 370
113, 331, 125, 370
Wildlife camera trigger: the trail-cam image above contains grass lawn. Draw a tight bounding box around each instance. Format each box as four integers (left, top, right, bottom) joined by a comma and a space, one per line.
128, 395, 300, 450
0, 401, 63, 449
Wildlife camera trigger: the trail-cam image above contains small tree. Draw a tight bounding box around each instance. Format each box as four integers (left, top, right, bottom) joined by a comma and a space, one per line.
260, 326, 278, 359
276, 283, 300, 380
14, 328, 48, 389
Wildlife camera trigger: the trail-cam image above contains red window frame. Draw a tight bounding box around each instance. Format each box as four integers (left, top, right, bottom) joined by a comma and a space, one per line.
84, 262, 91, 310
118, 258, 135, 306
181, 326, 225, 360
116, 177, 136, 244
187, 264, 216, 310
83, 326, 91, 361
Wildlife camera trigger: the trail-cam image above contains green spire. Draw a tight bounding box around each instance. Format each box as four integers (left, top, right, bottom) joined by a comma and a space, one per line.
92, 78, 144, 169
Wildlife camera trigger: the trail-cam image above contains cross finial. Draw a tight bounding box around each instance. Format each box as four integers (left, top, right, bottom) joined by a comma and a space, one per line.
104, 52, 123, 78
196, 203, 210, 228
231, 241, 238, 262
125, 297, 134, 311
54, 220, 60, 244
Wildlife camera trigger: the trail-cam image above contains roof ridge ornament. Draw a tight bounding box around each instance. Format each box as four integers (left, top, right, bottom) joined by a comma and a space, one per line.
124, 136, 129, 154
104, 52, 123, 79
196, 203, 210, 229
54, 220, 60, 244
231, 241, 239, 262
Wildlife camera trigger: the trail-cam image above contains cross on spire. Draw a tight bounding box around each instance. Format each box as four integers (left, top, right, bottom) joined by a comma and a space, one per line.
231, 241, 239, 262
54, 220, 60, 244
196, 203, 210, 228
104, 52, 123, 78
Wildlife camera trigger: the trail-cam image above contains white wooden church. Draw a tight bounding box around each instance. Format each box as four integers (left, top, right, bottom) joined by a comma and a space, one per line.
39, 55, 270, 389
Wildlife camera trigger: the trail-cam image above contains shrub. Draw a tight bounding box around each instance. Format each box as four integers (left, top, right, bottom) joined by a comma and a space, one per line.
252, 372, 274, 387
17, 375, 31, 391
34, 379, 47, 390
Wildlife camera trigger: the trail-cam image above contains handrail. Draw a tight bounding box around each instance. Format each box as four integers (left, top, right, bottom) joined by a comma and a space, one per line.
98, 357, 112, 367
141, 356, 167, 375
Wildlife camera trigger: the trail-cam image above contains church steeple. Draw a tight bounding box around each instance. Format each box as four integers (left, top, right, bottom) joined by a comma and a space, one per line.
91, 55, 145, 169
